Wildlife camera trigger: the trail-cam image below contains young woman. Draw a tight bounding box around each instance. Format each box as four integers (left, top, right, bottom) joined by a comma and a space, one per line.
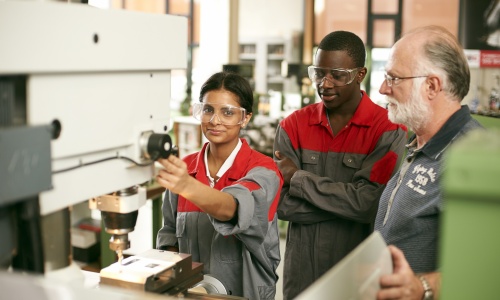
156, 71, 283, 300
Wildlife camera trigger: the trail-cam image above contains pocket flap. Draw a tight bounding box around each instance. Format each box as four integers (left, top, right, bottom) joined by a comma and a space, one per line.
343, 154, 362, 168
303, 153, 319, 164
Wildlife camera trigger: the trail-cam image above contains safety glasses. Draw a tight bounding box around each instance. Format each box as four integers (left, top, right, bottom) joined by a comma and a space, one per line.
307, 66, 362, 86
192, 102, 247, 125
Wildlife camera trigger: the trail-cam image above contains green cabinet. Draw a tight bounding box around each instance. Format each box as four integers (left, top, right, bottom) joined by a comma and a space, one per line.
440, 130, 500, 299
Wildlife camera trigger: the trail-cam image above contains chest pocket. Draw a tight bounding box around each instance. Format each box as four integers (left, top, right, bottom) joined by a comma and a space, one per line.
341, 153, 364, 180
301, 152, 320, 173
343, 154, 363, 169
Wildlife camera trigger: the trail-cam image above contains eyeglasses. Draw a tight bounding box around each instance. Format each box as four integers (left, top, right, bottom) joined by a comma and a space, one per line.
192, 102, 247, 126
307, 66, 362, 87
384, 74, 428, 87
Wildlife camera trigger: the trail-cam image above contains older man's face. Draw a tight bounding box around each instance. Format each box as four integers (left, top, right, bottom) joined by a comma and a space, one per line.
381, 40, 432, 131
386, 78, 430, 132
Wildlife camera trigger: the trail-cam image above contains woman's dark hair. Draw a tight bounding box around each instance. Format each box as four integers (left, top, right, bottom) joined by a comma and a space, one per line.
198, 71, 253, 114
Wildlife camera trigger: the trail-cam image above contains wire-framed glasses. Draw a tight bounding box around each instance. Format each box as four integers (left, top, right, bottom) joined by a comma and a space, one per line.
192, 102, 247, 125
307, 66, 362, 86
384, 74, 428, 87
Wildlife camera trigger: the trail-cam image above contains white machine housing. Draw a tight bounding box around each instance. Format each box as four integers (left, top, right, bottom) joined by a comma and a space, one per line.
0, 1, 187, 215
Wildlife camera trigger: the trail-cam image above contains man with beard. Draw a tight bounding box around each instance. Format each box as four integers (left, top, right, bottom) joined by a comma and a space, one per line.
374, 25, 484, 300
273, 30, 407, 300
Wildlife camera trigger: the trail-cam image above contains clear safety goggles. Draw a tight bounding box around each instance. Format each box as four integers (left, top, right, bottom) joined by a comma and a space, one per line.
192, 102, 247, 126
307, 66, 362, 86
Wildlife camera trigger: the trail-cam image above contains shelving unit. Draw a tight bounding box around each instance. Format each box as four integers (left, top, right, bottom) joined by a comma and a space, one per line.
239, 37, 299, 94
266, 42, 286, 92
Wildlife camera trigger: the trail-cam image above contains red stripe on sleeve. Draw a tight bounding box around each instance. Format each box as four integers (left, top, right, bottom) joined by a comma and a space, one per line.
239, 180, 278, 221
237, 180, 260, 191
268, 193, 280, 221
370, 150, 398, 184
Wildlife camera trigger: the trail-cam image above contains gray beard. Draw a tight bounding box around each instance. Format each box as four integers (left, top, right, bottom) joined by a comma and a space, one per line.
387, 83, 431, 132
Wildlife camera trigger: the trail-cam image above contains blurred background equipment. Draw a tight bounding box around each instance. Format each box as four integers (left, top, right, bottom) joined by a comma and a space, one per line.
240, 115, 279, 157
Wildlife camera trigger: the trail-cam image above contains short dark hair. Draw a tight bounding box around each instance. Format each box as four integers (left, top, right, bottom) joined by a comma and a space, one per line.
199, 71, 253, 114
318, 31, 366, 67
